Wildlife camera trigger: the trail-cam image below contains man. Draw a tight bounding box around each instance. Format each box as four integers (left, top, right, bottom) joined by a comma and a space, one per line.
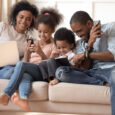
55, 11, 115, 115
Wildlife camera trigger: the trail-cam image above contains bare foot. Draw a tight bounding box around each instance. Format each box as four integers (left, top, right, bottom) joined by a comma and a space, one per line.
103, 82, 109, 87
0, 93, 9, 105
49, 78, 59, 86
11, 92, 30, 112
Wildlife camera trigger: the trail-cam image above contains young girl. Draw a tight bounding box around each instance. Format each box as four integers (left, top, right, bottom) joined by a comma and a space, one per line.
0, 8, 62, 111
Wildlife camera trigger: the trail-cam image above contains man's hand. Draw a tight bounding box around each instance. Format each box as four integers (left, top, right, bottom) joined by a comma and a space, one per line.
71, 53, 85, 66
88, 23, 103, 47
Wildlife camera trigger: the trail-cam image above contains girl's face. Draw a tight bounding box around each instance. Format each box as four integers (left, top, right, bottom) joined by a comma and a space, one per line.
56, 40, 74, 56
15, 10, 33, 34
38, 23, 54, 42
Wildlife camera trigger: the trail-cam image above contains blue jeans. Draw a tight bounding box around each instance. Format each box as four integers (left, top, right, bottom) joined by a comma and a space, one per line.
18, 73, 33, 99
0, 65, 14, 79
3, 61, 43, 99
55, 66, 115, 115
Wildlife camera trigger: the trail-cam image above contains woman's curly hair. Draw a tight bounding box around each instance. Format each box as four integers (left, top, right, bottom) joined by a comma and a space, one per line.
8, 0, 39, 32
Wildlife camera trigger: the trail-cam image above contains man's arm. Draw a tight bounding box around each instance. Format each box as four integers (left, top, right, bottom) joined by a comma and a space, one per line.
89, 50, 114, 61
88, 22, 115, 62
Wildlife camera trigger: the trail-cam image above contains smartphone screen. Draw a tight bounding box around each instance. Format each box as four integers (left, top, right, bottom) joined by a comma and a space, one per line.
27, 38, 34, 44
94, 20, 101, 36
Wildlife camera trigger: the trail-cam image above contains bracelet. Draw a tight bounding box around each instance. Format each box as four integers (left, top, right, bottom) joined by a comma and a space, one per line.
84, 46, 93, 59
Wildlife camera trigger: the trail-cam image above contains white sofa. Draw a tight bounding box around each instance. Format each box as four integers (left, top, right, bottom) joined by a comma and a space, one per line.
0, 79, 111, 115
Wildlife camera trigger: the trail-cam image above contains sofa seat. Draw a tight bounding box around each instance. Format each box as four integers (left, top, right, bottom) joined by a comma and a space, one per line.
0, 79, 111, 115
49, 83, 110, 104
29, 81, 48, 101
0, 80, 48, 101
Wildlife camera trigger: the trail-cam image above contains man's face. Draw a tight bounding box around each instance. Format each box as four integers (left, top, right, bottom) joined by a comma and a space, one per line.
70, 21, 91, 41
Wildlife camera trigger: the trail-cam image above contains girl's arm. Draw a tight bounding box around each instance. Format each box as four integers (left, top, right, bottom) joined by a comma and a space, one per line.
33, 41, 48, 60
22, 41, 32, 62
50, 44, 59, 58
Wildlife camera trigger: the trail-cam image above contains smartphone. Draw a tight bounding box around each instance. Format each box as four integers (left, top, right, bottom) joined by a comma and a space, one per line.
94, 20, 101, 36
94, 20, 101, 26
27, 38, 34, 45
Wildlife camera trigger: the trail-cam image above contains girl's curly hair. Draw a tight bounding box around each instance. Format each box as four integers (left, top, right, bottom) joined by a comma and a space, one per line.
37, 7, 63, 31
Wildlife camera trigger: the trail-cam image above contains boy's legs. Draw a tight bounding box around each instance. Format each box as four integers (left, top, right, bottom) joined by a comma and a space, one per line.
38, 61, 48, 80
47, 58, 60, 79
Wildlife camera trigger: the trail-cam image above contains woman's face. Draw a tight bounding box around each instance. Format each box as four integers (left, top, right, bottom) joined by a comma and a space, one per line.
38, 23, 54, 43
15, 10, 33, 33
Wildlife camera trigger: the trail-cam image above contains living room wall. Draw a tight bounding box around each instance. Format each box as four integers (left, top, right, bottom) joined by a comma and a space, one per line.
1, 0, 115, 39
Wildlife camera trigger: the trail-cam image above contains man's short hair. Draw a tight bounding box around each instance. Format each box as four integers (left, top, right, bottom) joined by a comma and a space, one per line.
70, 11, 93, 25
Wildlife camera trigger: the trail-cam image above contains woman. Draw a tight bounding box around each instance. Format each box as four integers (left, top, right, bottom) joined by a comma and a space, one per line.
0, 1, 39, 79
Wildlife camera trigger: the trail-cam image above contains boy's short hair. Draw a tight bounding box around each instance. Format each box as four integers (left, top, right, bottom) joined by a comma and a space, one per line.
54, 27, 76, 49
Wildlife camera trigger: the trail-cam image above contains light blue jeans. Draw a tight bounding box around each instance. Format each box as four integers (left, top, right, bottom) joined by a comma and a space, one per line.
3, 61, 43, 99
0, 65, 14, 79
55, 66, 115, 115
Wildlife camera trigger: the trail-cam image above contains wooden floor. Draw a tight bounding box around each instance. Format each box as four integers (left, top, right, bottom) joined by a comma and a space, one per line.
0, 112, 81, 115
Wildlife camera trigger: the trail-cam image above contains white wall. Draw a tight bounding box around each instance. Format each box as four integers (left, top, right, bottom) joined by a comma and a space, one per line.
29, 0, 115, 28
2, 0, 115, 38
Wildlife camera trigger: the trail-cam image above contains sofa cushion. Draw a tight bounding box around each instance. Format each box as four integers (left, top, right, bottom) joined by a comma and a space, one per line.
49, 83, 110, 104
29, 81, 48, 101
0, 80, 48, 101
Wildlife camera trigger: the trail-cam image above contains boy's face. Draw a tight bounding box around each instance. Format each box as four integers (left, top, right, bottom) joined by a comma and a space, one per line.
56, 40, 73, 56
38, 23, 54, 42
70, 21, 91, 41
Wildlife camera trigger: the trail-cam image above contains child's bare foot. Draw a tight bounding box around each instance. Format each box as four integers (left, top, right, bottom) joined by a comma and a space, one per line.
49, 78, 59, 86
0, 93, 9, 105
11, 92, 30, 112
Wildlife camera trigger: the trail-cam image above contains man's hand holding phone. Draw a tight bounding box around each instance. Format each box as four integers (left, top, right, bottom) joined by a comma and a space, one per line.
88, 20, 103, 47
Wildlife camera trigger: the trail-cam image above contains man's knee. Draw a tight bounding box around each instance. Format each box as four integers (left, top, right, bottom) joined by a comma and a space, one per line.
55, 66, 70, 80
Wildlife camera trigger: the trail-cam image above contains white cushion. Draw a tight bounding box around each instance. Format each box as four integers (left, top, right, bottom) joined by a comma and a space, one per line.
49, 82, 110, 104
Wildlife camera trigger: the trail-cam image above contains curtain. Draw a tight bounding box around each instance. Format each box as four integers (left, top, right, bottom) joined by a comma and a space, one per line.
1, 0, 18, 22
0, 0, 2, 21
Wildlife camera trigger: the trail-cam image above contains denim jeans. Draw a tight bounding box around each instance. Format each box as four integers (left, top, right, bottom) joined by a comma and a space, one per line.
55, 66, 115, 115
3, 61, 43, 99
18, 73, 33, 99
0, 65, 14, 79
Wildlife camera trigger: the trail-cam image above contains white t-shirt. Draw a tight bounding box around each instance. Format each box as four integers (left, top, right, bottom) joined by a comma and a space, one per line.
57, 50, 75, 66
0, 22, 27, 58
